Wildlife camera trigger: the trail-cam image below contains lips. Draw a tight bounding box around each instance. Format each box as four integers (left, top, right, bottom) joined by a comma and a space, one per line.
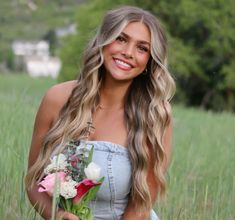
113, 58, 134, 71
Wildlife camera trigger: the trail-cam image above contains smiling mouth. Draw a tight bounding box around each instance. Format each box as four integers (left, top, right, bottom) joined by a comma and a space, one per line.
113, 58, 133, 70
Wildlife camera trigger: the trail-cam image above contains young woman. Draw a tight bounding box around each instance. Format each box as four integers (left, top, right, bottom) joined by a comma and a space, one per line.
25, 5, 175, 220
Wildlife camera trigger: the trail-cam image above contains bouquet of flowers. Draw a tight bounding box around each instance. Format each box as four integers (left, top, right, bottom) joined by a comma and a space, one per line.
38, 140, 104, 220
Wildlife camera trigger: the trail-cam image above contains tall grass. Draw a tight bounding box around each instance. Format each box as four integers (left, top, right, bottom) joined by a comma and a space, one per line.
0, 74, 234, 219
156, 107, 235, 219
0, 74, 56, 219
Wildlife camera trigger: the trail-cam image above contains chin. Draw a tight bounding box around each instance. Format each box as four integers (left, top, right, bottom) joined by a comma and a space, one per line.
110, 72, 132, 81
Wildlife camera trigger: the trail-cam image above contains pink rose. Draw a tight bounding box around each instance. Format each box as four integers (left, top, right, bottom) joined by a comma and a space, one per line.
73, 179, 101, 204
38, 172, 66, 196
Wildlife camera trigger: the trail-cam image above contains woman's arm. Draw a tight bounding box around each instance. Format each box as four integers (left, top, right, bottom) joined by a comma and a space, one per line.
122, 113, 173, 220
26, 81, 78, 220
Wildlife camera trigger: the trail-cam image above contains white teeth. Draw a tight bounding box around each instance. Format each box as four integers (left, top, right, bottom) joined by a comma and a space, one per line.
115, 59, 131, 68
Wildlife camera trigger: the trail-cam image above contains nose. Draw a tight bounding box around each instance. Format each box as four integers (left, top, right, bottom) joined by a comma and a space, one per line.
121, 43, 134, 59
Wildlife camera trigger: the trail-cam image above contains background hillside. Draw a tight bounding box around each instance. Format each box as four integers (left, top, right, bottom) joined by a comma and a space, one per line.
0, 0, 83, 65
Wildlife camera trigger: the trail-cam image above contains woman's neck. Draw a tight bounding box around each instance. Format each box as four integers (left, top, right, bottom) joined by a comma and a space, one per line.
99, 79, 131, 110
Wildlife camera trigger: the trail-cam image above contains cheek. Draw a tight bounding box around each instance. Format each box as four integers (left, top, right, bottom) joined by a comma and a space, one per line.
104, 42, 119, 54
138, 54, 150, 68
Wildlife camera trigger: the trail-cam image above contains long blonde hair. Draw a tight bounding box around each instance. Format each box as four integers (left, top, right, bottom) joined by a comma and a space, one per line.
26, 6, 175, 213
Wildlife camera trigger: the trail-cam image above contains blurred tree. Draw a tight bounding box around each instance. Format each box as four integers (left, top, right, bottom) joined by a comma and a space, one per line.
43, 29, 57, 56
6, 49, 14, 70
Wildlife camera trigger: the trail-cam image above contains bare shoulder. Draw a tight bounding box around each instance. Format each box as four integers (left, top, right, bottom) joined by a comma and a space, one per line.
45, 80, 77, 106
40, 80, 77, 123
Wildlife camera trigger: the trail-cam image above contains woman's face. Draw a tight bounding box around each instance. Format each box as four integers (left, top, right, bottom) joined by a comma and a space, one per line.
102, 21, 151, 84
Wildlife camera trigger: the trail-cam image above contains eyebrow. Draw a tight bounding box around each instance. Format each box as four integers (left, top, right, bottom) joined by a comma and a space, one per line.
121, 32, 150, 46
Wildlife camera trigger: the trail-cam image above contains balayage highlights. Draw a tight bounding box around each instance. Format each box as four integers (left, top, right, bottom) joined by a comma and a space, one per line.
26, 6, 175, 214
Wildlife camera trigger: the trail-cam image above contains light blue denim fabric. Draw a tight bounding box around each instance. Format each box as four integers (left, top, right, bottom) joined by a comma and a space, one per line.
85, 140, 159, 220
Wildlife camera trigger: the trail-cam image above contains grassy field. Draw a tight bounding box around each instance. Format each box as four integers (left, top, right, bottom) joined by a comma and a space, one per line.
0, 74, 234, 220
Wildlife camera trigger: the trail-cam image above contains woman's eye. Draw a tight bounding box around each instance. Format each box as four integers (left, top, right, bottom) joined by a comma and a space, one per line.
116, 36, 126, 42
138, 45, 149, 53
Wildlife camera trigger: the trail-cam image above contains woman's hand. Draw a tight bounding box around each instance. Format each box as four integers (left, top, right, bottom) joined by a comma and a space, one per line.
56, 210, 79, 220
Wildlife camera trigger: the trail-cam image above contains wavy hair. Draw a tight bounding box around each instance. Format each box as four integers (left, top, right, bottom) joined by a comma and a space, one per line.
26, 6, 175, 213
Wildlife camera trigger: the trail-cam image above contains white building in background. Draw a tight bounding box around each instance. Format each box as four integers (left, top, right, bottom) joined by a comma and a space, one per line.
12, 40, 49, 57
26, 56, 61, 78
11, 40, 61, 78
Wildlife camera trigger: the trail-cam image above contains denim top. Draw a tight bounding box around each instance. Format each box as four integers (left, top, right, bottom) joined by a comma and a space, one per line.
85, 140, 159, 220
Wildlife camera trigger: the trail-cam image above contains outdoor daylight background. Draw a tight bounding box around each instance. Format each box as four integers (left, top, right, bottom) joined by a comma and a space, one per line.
0, 0, 234, 219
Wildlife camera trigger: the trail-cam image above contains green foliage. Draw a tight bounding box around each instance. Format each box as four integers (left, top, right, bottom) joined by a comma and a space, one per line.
137, 0, 235, 111
43, 29, 58, 55
59, 0, 235, 112
6, 49, 15, 70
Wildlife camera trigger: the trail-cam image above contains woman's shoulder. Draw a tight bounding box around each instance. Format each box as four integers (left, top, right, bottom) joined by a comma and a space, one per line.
40, 80, 77, 120
45, 80, 77, 103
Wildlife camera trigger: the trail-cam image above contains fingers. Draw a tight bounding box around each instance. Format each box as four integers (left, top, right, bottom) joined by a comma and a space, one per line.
56, 210, 79, 220
63, 211, 79, 220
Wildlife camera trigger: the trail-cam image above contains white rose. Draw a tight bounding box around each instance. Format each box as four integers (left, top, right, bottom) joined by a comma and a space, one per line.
84, 162, 101, 181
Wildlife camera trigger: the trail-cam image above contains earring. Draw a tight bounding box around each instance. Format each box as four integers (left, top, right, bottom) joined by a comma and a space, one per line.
142, 68, 148, 75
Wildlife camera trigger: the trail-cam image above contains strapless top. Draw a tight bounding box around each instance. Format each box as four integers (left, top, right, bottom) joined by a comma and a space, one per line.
85, 140, 159, 220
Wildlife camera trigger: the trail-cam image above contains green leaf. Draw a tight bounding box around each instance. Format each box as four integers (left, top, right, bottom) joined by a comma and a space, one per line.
87, 145, 94, 164
82, 177, 105, 206
71, 205, 93, 220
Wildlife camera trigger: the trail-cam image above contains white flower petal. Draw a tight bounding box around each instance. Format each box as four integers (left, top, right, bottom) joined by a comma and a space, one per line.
60, 180, 77, 199
84, 162, 101, 181
44, 153, 69, 174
